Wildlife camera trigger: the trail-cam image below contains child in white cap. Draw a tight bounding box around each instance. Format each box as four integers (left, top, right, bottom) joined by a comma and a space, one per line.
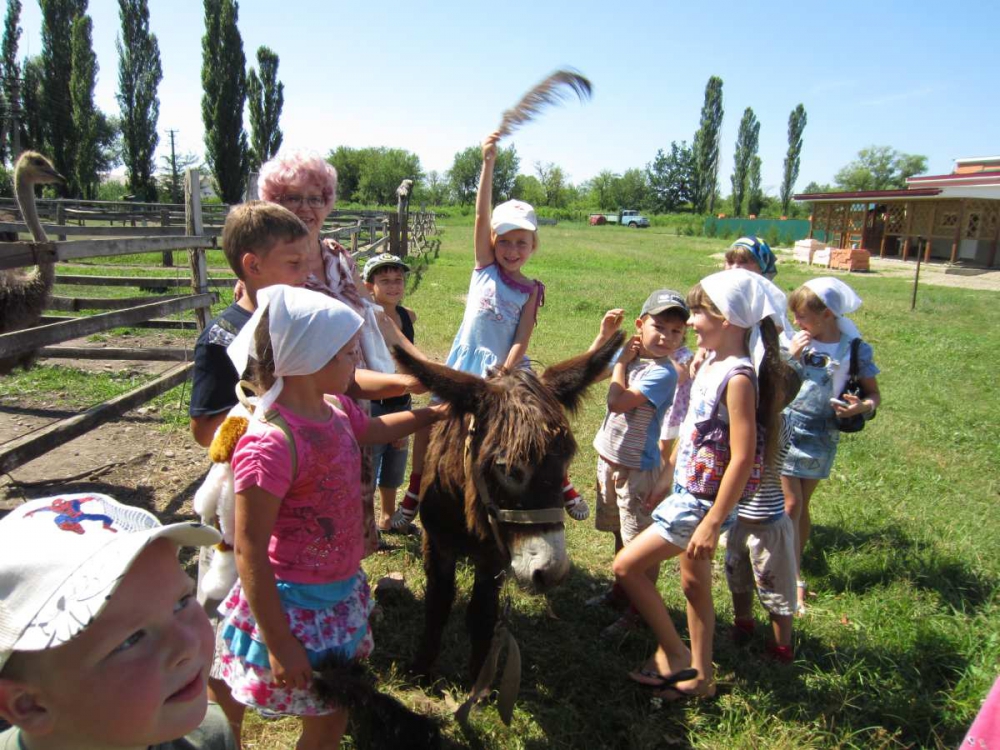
393, 130, 588, 529
216, 285, 443, 748
781, 277, 881, 613
0, 493, 234, 749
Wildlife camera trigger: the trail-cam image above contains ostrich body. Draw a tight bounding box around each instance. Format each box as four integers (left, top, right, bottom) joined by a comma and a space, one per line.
0, 151, 65, 375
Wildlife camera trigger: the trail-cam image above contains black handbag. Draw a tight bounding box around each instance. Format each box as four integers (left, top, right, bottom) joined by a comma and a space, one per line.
837, 339, 874, 433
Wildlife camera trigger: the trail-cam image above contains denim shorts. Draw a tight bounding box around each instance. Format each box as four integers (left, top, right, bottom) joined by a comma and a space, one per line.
370, 401, 411, 489
650, 484, 737, 549
781, 409, 840, 480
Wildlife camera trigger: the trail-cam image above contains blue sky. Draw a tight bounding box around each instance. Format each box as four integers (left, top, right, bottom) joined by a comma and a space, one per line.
17, 0, 1000, 197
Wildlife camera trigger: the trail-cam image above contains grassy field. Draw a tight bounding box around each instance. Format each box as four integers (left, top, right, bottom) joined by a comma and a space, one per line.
6, 217, 999, 747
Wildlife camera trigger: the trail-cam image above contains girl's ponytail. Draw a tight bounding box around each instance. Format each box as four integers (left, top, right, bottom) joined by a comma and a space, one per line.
252, 308, 277, 392
756, 317, 795, 466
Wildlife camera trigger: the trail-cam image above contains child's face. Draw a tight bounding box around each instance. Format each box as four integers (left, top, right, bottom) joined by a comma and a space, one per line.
793, 306, 835, 337
248, 235, 311, 289
366, 268, 406, 307
493, 229, 535, 275
12, 539, 213, 745
688, 307, 726, 351
635, 314, 686, 359
319, 332, 360, 395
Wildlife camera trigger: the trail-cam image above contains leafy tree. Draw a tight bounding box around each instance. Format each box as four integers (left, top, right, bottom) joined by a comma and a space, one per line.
447, 145, 479, 205
246, 45, 283, 170
416, 169, 449, 206
730, 107, 759, 217
647, 141, 695, 212
0, 0, 21, 163
588, 170, 617, 211
747, 155, 763, 216
355, 147, 421, 205
69, 13, 98, 197
534, 161, 568, 207
327, 145, 363, 202
612, 168, 649, 210
802, 180, 833, 194
39, 0, 87, 195
834, 146, 927, 191
158, 150, 199, 203
94, 111, 123, 174
19, 55, 43, 152
780, 104, 807, 215
116, 0, 161, 202
511, 174, 546, 207
201, 0, 248, 203
491, 144, 519, 205
692, 75, 724, 213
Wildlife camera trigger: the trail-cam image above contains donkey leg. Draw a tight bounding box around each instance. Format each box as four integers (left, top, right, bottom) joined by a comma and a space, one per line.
466, 561, 503, 681
410, 539, 457, 678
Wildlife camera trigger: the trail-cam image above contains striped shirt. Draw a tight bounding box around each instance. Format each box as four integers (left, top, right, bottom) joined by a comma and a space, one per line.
593, 357, 677, 471
737, 414, 792, 521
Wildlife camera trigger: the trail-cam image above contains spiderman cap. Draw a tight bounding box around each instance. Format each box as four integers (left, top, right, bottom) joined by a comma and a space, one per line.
0, 493, 220, 672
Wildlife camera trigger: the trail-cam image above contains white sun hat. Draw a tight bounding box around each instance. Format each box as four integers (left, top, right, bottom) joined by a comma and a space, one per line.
491, 199, 538, 235
0, 493, 220, 672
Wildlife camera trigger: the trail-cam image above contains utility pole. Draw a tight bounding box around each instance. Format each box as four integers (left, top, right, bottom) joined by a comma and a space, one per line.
166, 128, 180, 203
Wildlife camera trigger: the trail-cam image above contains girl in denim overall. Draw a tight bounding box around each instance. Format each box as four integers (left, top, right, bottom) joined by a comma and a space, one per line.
781, 278, 881, 613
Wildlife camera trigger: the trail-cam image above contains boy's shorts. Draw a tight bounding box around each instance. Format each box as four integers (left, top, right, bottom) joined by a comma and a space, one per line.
594, 457, 658, 544
371, 400, 411, 489
650, 485, 737, 549
724, 514, 796, 617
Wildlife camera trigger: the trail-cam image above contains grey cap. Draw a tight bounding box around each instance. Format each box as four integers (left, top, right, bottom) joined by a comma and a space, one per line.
640, 289, 689, 319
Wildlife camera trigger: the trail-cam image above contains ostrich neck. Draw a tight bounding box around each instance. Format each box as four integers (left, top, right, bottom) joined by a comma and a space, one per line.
15, 179, 49, 245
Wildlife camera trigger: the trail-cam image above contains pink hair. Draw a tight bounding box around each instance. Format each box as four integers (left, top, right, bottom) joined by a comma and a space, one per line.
258, 149, 338, 207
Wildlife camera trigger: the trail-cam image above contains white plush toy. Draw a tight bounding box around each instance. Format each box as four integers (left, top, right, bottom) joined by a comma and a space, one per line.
192, 400, 251, 601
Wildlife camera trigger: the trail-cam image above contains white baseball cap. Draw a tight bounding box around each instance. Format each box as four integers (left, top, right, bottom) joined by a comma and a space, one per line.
490, 200, 538, 235
0, 493, 221, 672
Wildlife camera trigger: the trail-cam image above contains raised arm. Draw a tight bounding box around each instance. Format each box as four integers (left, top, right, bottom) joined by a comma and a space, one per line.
475, 131, 502, 269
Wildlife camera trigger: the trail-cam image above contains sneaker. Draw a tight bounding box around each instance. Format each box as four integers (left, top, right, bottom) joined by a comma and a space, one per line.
766, 643, 794, 664
564, 496, 590, 521
390, 501, 418, 530
600, 610, 643, 640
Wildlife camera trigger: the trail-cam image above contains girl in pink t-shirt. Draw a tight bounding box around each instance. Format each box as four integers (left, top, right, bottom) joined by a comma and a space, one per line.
215, 286, 443, 748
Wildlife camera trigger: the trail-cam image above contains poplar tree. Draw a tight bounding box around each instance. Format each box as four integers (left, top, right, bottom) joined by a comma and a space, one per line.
69, 13, 98, 197
730, 107, 760, 217
0, 0, 21, 162
780, 104, 807, 215
246, 45, 283, 171
117, 0, 162, 202
40, 0, 87, 195
747, 155, 763, 217
201, 0, 249, 203
20, 56, 42, 152
691, 76, 724, 214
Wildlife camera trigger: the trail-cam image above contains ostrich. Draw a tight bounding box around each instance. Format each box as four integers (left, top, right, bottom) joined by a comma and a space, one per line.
0, 151, 65, 375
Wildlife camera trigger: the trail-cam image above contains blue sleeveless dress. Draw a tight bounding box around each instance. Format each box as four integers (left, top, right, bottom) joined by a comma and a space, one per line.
445, 263, 543, 376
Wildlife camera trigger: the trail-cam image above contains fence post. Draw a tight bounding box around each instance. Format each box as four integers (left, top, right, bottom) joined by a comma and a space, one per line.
185, 168, 209, 331
352, 220, 360, 254
160, 207, 173, 267
56, 202, 66, 242
397, 186, 410, 258
388, 214, 400, 255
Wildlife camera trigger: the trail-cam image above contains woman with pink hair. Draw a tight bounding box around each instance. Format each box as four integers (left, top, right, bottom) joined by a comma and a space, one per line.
258, 149, 421, 556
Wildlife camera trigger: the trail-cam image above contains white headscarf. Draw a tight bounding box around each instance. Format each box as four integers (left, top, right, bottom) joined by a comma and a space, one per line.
803, 277, 863, 340
700, 268, 787, 372
227, 285, 364, 416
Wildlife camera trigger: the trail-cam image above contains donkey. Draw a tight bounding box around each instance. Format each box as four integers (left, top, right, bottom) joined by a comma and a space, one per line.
393, 332, 624, 682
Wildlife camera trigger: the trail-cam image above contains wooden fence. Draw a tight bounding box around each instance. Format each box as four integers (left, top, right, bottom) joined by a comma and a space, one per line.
0, 176, 437, 474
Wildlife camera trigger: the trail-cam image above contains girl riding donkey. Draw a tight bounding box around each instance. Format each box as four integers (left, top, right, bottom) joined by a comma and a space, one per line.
214, 286, 444, 750
614, 269, 793, 700
392, 131, 588, 529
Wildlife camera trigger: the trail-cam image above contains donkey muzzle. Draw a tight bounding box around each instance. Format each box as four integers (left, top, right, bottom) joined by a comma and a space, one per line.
507, 527, 570, 592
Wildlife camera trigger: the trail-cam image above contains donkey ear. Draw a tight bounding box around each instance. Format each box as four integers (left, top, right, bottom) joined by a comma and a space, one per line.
540, 330, 625, 412
392, 345, 486, 415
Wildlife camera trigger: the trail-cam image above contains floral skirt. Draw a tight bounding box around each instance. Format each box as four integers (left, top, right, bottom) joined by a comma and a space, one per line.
217, 571, 373, 716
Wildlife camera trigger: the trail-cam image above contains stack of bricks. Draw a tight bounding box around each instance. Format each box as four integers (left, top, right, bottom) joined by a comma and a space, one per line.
829, 248, 870, 272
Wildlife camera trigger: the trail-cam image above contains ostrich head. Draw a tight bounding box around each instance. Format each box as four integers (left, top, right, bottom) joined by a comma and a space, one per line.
15, 151, 65, 188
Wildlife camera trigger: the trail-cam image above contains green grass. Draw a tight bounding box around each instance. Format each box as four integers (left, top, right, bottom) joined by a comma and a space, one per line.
8, 217, 999, 747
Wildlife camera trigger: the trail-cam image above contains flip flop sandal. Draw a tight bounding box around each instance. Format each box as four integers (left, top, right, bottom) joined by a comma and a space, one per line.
628, 667, 699, 689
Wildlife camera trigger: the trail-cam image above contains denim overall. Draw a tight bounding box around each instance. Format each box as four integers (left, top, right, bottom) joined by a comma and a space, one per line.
781, 334, 852, 479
